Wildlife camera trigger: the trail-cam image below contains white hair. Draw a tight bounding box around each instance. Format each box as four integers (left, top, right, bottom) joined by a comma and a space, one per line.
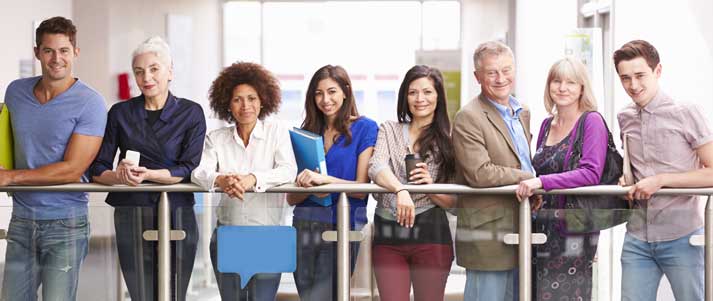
132, 36, 172, 67
473, 40, 514, 71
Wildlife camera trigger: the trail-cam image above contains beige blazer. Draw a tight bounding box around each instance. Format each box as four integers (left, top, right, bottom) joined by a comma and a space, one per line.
451, 94, 534, 271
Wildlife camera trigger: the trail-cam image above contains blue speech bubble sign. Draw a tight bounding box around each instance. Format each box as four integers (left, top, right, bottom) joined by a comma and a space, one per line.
217, 226, 296, 288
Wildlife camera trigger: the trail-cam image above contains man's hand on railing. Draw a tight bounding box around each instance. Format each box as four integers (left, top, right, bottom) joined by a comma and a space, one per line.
618, 175, 629, 187
0, 167, 11, 186
625, 175, 663, 201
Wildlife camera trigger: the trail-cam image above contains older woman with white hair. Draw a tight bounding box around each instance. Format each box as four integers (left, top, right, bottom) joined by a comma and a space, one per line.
516, 57, 609, 300
90, 36, 206, 301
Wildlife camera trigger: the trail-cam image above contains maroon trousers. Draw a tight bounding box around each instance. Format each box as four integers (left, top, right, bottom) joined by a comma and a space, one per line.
372, 243, 454, 301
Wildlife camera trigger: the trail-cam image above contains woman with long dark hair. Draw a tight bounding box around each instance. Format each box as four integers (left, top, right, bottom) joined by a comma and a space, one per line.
369, 65, 456, 301
287, 65, 378, 301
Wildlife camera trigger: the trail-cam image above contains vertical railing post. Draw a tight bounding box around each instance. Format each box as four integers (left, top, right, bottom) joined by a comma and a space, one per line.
519, 197, 532, 301
706, 195, 712, 301
337, 192, 350, 301
158, 192, 171, 301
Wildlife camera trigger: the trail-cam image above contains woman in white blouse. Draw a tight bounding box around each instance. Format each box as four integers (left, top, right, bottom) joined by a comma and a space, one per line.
191, 62, 297, 301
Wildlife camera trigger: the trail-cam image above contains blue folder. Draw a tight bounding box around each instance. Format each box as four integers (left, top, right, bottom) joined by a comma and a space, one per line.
289, 127, 332, 206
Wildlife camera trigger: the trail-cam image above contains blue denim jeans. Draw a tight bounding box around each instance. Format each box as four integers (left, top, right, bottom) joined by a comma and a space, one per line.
464, 268, 516, 301
1, 215, 89, 301
114, 207, 198, 301
621, 228, 704, 301
292, 220, 360, 301
209, 226, 281, 301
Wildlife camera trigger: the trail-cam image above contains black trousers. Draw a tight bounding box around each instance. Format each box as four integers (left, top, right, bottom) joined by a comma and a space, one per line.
114, 206, 199, 301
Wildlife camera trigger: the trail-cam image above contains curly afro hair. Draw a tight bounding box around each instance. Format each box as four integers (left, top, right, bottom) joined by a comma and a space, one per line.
209, 62, 281, 122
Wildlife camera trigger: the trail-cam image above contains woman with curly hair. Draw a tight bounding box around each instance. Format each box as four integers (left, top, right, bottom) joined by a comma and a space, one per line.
191, 62, 297, 301
286, 65, 378, 301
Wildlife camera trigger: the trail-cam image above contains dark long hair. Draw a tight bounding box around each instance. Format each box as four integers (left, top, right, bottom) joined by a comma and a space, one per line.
302, 65, 359, 145
397, 65, 454, 183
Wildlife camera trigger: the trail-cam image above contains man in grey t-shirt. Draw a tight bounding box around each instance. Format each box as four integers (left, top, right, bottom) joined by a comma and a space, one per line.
615, 40, 713, 301
0, 17, 106, 301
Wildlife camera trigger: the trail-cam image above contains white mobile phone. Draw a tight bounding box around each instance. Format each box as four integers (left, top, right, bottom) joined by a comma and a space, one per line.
125, 150, 141, 166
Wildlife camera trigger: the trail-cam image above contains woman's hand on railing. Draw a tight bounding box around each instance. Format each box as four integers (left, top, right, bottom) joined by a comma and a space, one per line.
236, 174, 256, 191
125, 166, 148, 186
295, 169, 328, 187
395, 190, 415, 228
531, 195, 543, 211
116, 160, 141, 186
516, 177, 542, 202
216, 174, 245, 199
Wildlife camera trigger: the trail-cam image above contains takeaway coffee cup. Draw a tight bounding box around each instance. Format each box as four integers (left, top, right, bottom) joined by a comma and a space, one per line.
404, 153, 423, 182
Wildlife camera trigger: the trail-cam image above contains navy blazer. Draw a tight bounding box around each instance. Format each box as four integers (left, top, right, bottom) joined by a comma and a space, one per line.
90, 93, 206, 207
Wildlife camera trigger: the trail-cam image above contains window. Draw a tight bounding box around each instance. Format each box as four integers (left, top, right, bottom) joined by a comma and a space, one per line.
223, 0, 460, 127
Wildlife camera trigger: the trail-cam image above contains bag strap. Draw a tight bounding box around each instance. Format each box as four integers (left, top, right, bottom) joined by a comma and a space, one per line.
571, 112, 590, 153
563, 112, 591, 171
583, 111, 619, 157
566, 111, 620, 170
536, 117, 554, 149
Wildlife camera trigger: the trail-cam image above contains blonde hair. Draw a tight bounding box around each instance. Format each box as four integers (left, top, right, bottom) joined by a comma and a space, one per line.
543, 57, 597, 116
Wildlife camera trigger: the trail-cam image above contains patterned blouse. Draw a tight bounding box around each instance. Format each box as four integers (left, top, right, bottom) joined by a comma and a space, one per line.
368, 121, 442, 219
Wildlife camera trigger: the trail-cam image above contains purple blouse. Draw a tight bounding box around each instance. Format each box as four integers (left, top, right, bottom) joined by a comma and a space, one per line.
536, 113, 608, 190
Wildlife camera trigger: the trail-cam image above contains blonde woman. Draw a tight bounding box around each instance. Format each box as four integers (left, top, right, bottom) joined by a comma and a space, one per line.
516, 57, 608, 300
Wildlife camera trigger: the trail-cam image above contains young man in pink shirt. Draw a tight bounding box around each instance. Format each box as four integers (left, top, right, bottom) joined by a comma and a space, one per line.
615, 39, 713, 301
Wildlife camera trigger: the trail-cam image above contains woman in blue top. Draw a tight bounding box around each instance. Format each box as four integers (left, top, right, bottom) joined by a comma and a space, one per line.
91, 36, 206, 301
287, 65, 378, 301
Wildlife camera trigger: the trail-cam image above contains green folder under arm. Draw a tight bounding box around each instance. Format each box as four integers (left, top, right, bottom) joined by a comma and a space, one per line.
0, 103, 14, 170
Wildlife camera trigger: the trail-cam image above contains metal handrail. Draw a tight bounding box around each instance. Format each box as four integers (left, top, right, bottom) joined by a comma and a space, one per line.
1, 183, 711, 301
5, 182, 713, 195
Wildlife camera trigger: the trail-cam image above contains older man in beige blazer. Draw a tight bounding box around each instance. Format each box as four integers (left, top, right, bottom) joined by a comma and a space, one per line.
452, 41, 535, 301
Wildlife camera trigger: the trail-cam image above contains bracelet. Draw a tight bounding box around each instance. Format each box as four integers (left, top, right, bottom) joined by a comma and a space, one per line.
394, 188, 408, 194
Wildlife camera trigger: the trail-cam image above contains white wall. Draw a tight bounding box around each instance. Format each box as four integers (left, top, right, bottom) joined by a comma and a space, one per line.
68, 0, 223, 234
0, 0, 73, 272
72, 0, 112, 103
460, 0, 511, 106
0, 0, 73, 101
515, 1, 713, 300
73, 0, 222, 122
513, 0, 578, 128
611, 1, 713, 299
612, 0, 713, 116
